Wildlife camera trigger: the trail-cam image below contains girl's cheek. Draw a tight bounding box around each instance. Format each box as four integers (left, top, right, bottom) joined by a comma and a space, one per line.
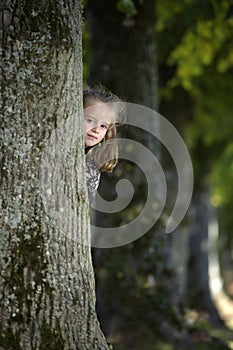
84, 123, 90, 133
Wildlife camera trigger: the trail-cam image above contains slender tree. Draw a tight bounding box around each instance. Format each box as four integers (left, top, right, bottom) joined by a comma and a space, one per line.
0, 1, 109, 349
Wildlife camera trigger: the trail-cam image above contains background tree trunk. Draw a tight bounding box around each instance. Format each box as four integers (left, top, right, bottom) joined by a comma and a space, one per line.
86, 0, 158, 109
186, 190, 224, 326
157, 5, 228, 325
218, 206, 233, 297
86, 1, 192, 348
0, 1, 109, 349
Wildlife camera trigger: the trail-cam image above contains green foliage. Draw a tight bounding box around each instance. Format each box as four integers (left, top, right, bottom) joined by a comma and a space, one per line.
157, 0, 233, 211
185, 67, 233, 207
209, 142, 233, 207
169, 18, 233, 91
158, 0, 233, 92
117, 0, 138, 17
157, 0, 192, 32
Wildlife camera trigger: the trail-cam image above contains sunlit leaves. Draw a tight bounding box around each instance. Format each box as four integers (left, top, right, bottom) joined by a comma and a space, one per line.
156, 0, 190, 32
209, 143, 233, 207
168, 17, 233, 91
158, 0, 233, 92
157, 0, 233, 210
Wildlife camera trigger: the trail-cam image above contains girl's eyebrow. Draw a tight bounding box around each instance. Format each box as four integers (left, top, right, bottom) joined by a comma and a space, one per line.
85, 114, 111, 126
84, 113, 96, 118
84, 114, 97, 121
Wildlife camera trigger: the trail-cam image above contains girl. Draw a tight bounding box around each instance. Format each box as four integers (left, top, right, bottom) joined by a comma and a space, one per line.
83, 87, 124, 203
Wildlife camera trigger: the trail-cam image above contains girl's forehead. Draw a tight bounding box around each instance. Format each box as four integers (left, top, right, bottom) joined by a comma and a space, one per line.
84, 100, 115, 123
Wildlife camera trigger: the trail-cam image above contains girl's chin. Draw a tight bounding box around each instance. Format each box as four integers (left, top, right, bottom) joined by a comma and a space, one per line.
85, 141, 98, 147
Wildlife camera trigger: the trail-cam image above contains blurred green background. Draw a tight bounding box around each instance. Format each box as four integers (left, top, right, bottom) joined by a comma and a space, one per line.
83, 1, 233, 349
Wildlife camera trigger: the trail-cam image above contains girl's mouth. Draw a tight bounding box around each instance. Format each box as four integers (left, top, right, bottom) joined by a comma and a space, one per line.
87, 134, 97, 140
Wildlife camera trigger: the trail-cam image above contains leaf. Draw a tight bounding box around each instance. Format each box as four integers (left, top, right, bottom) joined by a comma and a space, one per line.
117, 0, 138, 17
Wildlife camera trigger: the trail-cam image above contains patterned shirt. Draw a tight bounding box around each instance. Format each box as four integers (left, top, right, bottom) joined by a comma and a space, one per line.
86, 158, 101, 203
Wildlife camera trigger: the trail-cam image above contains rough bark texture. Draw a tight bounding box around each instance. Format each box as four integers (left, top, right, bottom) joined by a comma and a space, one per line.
0, 1, 109, 349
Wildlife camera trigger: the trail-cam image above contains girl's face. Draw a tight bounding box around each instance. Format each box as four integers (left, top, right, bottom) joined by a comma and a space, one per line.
84, 100, 113, 147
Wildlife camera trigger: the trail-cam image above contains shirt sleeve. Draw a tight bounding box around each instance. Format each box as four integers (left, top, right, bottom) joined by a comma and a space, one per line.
85, 158, 101, 204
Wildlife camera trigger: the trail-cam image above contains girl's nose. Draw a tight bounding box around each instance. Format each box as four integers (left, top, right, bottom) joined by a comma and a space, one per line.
92, 124, 100, 133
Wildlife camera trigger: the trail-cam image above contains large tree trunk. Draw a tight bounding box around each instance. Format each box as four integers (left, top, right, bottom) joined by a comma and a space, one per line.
0, 1, 109, 349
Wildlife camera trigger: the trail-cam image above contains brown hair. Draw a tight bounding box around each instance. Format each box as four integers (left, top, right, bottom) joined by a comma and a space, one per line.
83, 87, 125, 172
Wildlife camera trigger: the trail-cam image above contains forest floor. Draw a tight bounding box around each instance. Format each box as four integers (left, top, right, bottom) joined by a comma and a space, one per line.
107, 282, 233, 350
109, 299, 233, 350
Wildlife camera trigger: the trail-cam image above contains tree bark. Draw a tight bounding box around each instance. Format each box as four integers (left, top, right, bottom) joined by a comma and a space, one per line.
0, 1, 109, 349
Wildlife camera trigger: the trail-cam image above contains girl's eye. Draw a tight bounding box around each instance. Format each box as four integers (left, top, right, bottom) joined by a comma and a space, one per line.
101, 124, 108, 129
86, 117, 94, 123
